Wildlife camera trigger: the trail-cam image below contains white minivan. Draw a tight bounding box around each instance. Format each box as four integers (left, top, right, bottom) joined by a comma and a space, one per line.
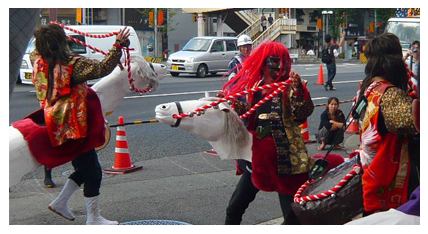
19, 25, 166, 85
166, 36, 238, 78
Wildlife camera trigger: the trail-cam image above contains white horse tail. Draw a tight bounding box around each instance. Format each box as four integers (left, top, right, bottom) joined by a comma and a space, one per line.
9, 126, 41, 187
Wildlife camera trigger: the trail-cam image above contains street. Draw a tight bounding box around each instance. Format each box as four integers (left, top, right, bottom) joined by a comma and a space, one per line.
9, 61, 365, 225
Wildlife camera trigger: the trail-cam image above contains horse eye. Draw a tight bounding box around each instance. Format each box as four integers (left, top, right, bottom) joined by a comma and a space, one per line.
162, 105, 167, 109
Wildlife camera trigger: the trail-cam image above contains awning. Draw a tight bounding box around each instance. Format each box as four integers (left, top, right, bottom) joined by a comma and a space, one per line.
182, 8, 235, 14
182, 8, 252, 15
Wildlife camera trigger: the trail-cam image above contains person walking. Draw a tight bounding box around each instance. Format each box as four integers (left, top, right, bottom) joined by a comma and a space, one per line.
323, 32, 345, 91
222, 42, 315, 225
355, 33, 419, 216
31, 23, 130, 225
268, 14, 274, 26
261, 14, 267, 32
316, 97, 346, 150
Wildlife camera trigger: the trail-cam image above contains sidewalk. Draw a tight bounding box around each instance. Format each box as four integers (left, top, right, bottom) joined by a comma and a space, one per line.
9, 133, 359, 225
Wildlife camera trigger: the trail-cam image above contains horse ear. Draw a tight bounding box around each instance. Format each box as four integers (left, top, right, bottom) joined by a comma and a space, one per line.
218, 103, 231, 113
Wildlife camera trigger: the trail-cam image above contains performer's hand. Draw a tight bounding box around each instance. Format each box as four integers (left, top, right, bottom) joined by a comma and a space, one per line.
290, 71, 302, 91
116, 27, 131, 47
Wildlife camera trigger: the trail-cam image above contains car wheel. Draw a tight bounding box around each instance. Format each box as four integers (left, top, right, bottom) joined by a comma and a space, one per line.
196, 64, 207, 78
170, 72, 180, 77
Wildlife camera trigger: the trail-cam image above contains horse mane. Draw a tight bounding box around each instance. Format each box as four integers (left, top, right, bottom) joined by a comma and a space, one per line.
221, 109, 250, 158
198, 97, 250, 159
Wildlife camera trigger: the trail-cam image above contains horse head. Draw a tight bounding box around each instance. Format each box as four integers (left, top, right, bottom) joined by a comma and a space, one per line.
155, 98, 252, 162
126, 55, 160, 92
92, 55, 160, 116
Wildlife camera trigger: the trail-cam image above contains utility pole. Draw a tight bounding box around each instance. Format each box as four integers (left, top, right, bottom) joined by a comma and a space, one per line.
154, 8, 158, 57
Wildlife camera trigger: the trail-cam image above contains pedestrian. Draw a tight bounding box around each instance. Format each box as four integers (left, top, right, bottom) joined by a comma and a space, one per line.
268, 14, 274, 26
355, 33, 419, 217
403, 40, 419, 85
261, 14, 267, 32
32, 23, 130, 225
222, 41, 315, 225
228, 34, 253, 80
322, 32, 345, 91
316, 97, 346, 151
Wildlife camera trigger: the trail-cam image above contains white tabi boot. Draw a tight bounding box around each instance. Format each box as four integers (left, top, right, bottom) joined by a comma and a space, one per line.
48, 179, 80, 221
84, 196, 119, 225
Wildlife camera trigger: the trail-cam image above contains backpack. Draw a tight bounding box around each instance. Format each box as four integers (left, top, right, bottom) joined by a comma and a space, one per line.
321, 44, 333, 64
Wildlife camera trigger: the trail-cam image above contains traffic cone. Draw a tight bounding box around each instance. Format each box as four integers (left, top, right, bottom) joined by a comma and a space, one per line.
314, 64, 324, 85
104, 116, 143, 174
300, 120, 314, 143
346, 113, 360, 134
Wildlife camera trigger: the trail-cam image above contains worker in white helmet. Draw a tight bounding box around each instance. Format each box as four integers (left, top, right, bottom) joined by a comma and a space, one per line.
228, 34, 253, 80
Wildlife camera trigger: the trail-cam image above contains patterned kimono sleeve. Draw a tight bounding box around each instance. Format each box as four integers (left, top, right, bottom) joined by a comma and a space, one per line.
71, 46, 123, 85
380, 87, 417, 136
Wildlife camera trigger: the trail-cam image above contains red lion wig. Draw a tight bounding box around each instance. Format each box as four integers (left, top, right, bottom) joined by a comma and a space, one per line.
223, 41, 292, 95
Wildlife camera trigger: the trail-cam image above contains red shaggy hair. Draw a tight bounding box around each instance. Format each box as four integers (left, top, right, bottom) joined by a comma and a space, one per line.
223, 41, 292, 95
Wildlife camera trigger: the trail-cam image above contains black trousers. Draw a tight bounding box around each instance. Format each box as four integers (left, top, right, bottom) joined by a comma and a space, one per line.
326, 62, 336, 88
68, 149, 102, 198
225, 160, 298, 224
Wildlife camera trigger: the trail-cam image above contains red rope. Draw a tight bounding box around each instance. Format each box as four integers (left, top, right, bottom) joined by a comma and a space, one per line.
51, 22, 152, 95
172, 79, 294, 119
294, 165, 362, 204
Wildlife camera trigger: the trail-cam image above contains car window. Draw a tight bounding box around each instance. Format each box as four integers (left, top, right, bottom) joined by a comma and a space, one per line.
226, 40, 237, 51
182, 38, 212, 52
25, 38, 36, 54
212, 40, 224, 52
68, 35, 87, 54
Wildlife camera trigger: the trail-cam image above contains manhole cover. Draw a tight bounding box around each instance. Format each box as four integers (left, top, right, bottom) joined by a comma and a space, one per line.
120, 220, 191, 225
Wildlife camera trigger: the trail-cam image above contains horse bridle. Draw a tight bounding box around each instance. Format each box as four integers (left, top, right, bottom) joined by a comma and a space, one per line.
171, 101, 183, 128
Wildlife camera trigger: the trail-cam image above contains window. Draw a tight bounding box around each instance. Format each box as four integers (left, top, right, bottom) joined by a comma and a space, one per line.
212, 40, 224, 52
226, 40, 237, 51
68, 35, 87, 54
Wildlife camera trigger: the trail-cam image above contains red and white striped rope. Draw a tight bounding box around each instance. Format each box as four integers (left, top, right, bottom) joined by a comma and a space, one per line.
51, 22, 152, 95
51, 21, 118, 38
294, 165, 362, 204
172, 79, 293, 119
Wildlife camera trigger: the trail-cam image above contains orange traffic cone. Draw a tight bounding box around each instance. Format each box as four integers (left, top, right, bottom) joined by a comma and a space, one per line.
104, 116, 143, 174
300, 120, 314, 143
346, 114, 360, 134
314, 64, 325, 85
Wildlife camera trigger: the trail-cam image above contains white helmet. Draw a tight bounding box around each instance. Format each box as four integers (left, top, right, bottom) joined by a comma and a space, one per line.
237, 34, 253, 47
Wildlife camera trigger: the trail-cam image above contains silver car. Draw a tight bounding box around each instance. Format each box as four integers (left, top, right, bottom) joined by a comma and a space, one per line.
167, 36, 238, 78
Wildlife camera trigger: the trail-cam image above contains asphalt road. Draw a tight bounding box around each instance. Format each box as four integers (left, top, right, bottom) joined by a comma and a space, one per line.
9, 61, 365, 225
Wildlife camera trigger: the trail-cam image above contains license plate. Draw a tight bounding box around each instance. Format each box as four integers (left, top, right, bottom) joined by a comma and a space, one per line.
24, 73, 32, 79
172, 65, 179, 70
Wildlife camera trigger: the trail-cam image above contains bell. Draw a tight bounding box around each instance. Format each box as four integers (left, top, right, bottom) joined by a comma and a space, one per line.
213, 105, 219, 109
188, 112, 194, 117
227, 100, 233, 105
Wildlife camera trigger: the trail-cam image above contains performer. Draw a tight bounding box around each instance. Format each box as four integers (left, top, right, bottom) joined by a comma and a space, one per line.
30, 24, 129, 224
356, 33, 419, 216
222, 42, 315, 224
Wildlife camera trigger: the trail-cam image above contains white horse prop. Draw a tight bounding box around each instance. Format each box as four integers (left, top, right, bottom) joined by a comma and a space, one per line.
10, 55, 160, 187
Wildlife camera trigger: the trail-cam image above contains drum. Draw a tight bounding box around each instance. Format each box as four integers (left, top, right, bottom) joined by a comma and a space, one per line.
291, 155, 364, 225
